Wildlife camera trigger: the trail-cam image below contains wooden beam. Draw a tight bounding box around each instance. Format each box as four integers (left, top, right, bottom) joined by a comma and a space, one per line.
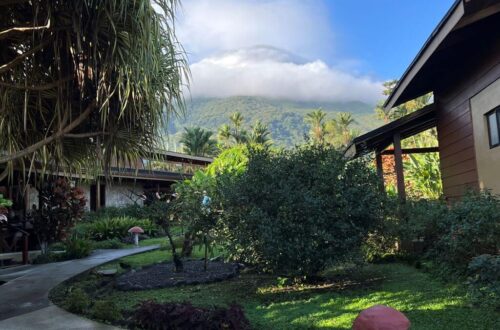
393, 133, 406, 201
96, 180, 101, 210
375, 150, 385, 193
381, 147, 439, 155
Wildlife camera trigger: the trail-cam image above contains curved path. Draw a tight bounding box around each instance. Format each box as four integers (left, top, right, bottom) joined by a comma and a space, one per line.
0, 245, 159, 329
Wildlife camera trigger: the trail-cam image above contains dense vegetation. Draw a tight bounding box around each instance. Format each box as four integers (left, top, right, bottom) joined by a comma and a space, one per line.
165, 96, 380, 149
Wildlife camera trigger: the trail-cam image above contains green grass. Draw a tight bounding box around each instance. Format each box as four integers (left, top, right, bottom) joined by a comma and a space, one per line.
52, 250, 499, 330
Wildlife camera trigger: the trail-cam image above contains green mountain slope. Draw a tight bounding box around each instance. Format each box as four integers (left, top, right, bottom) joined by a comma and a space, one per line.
166, 96, 382, 148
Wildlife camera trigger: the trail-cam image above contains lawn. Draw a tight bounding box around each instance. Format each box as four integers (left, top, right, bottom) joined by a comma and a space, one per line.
50, 248, 499, 329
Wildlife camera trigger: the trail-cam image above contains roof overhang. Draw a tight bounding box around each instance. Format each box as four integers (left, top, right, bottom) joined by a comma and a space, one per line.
345, 104, 437, 159
385, 0, 500, 109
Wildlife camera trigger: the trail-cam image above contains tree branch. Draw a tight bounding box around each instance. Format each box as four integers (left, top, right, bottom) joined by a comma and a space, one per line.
0, 101, 96, 164
0, 38, 51, 74
64, 132, 108, 139
0, 21, 50, 40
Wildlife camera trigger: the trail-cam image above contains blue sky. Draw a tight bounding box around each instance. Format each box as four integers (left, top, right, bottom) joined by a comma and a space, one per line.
177, 0, 456, 103
325, 0, 455, 78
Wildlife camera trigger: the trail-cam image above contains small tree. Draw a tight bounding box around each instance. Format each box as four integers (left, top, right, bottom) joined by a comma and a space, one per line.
34, 178, 86, 254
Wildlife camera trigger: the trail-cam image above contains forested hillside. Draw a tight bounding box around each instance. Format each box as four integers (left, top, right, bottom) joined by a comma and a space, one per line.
165, 96, 381, 148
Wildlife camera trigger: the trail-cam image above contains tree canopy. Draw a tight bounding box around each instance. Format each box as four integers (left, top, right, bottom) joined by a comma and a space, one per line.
0, 0, 188, 181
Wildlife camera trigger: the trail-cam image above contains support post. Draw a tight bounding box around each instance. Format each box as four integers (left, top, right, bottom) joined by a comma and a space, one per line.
393, 133, 406, 201
96, 180, 101, 210
375, 150, 385, 193
22, 234, 29, 264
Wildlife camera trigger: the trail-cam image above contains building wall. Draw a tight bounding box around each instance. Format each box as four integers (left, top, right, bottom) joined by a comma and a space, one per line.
436, 58, 500, 199
105, 182, 144, 208
470, 77, 500, 194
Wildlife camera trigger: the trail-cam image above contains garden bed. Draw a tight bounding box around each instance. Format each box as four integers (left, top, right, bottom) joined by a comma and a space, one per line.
116, 260, 239, 290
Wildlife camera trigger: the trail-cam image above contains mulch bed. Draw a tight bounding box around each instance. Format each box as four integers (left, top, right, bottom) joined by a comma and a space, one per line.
116, 260, 239, 291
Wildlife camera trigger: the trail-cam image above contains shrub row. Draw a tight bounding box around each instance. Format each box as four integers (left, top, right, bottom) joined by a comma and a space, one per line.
73, 216, 161, 241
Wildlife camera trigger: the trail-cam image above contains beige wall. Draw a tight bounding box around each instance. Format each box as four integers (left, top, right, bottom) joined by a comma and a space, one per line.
470, 78, 500, 194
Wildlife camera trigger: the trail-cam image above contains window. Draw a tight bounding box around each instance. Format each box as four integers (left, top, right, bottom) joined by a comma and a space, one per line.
486, 107, 500, 148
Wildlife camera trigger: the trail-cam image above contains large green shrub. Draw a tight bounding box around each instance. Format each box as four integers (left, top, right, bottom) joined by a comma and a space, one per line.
431, 192, 500, 275
217, 145, 383, 276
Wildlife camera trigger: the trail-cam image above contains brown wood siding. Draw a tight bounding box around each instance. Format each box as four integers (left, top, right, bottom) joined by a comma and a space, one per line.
436, 53, 500, 199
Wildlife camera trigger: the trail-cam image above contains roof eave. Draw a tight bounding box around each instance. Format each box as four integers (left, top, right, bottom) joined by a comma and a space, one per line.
384, 0, 464, 110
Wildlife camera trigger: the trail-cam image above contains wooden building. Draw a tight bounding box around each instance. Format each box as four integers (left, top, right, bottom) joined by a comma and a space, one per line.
346, 0, 500, 200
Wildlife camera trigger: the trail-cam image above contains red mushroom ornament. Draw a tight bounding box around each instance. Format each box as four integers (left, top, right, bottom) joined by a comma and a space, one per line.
128, 226, 144, 246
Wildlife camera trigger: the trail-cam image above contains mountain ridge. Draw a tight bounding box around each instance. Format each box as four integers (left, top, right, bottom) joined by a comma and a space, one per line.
165, 96, 382, 148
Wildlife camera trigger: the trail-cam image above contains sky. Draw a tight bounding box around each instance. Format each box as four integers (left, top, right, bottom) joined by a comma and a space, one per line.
176, 0, 456, 104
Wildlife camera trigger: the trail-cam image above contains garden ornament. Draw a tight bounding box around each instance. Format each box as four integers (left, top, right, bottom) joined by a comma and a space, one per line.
128, 226, 145, 246
352, 305, 410, 330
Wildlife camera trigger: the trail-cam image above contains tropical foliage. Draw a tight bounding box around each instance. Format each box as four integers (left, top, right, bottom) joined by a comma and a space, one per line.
0, 0, 187, 181
179, 127, 217, 157
34, 178, 87, 254
304, 109, 359, 148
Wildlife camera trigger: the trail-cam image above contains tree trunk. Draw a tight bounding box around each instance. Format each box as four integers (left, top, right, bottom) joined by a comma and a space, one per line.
181, 232, 194, 257
204, 234, 208, 272
166, 229, 183, 272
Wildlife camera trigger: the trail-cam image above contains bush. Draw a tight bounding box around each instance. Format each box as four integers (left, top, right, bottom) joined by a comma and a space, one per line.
65, 288, 90, 313
364, 197, 449, 262
91, 300, 121, 322
74, 216, 160, 241
431, 192, 500, 275
218, 145, 383, 276
133, 300, 250, 330
83, 204, 147, 222
466, 254, 500, 309
63, 237, 93, 259
92, 238, 126, 249
32, 252, 64, 264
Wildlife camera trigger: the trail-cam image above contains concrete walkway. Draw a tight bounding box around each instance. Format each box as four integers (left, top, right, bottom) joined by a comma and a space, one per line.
0, 245, 159, 329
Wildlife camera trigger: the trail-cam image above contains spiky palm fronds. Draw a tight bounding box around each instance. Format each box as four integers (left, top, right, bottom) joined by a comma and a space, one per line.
248, 120, 272, 146
0, 0, 188, 181
305, 109, 326, 144
180, 127, 217, 157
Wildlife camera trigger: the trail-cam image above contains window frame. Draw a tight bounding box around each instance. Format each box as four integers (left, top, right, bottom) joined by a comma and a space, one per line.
486, 106, 500, 149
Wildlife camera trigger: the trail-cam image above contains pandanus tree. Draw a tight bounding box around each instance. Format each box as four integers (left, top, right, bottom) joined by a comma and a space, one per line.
0, 0, 188, 181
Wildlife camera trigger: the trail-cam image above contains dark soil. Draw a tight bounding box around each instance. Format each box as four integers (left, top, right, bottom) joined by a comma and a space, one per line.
116, 260, 239, 291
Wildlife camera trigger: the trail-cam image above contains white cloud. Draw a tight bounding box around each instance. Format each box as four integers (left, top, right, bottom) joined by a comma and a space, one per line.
189, 47, 383, 103
177, 0, 334, 61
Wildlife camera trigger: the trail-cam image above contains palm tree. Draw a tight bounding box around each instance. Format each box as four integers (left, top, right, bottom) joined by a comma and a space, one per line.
217, 124, 232, 148
305, 109, 327, 144
180, 127, 217, 157
248, 121, 272, 146
0, 0, 188, 181
229, 112, 248, 144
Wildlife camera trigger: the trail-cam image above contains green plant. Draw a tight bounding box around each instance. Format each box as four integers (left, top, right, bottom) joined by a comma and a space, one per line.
92, 238, 126, 249
74, 217, 160, 241
34, 178, 87, 254
218, 145, 383, 276
63, 237, 93, 259
65, 288, 90, 313
91, 300, 121, 322
0, 194, 13, 215
466, 254, 500, 309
